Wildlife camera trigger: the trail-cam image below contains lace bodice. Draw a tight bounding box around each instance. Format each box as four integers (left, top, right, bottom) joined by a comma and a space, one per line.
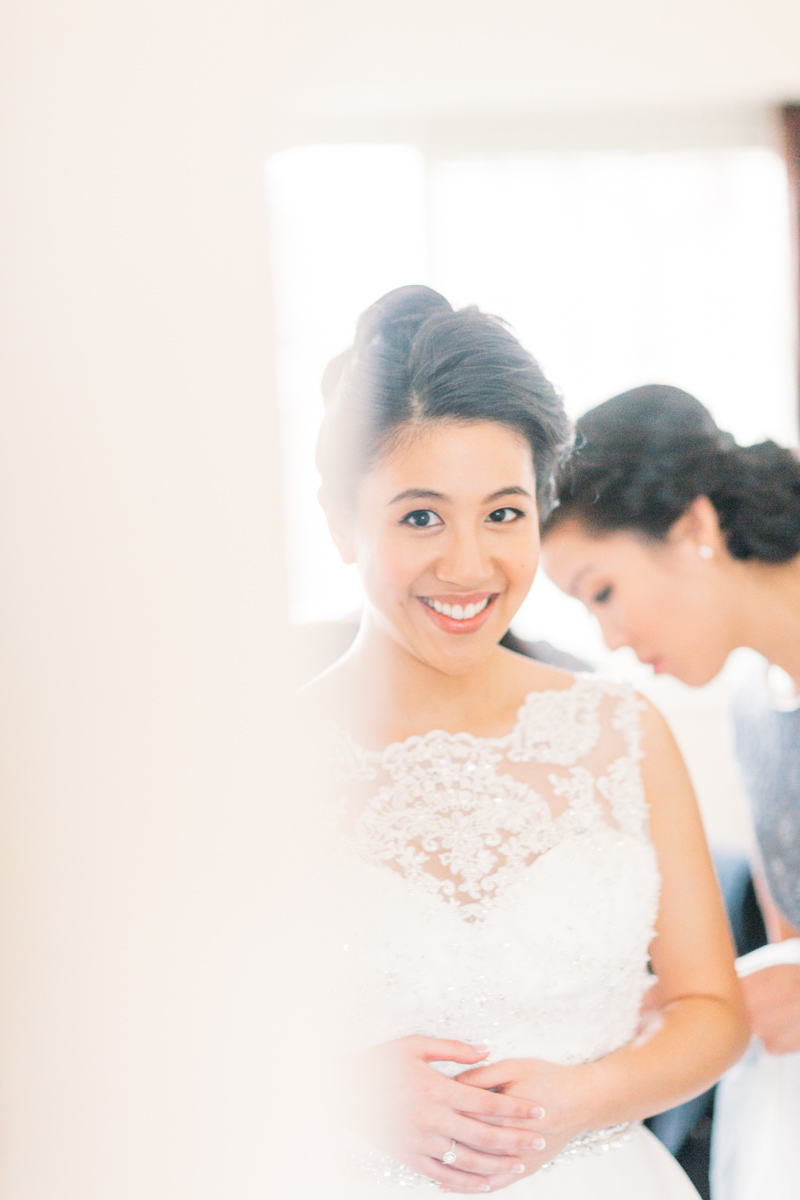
322, 676, 661, 1186
329, 676, 650, 922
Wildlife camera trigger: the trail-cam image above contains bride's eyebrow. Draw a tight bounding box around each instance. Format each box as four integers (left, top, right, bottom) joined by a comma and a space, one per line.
389, 485, 532, 506
484, 486, 532, 502
389, 488, 447, 504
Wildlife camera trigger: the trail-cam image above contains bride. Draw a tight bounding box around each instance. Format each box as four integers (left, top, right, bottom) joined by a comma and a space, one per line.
304, 286, 747, 1196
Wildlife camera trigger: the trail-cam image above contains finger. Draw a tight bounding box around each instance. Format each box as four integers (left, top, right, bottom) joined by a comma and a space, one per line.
437, 1167, 529, 1194
451, 1113, 547, 1155
477, 1113, 542, 1129
451, 1080, 542, 1121
481, 1169, 535, 1192
417, 1157, 495, 1194
462, 1148, 555, 1191
456, 1062, 517, 1089
432, 1134, 525, 1178
408, 1036, 491, 1064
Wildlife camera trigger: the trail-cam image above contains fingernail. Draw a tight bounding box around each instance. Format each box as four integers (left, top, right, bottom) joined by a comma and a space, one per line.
531, 1136, 546, 1150
511, 1164, 526, 1174
478, 1188, 490, 1194
529, 1105, 546, 1119
473, 1040, 491, 1051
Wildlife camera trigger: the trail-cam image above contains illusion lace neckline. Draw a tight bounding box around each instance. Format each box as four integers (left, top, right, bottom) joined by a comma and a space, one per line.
327, 673, 649, 922
330, 671, 594, 759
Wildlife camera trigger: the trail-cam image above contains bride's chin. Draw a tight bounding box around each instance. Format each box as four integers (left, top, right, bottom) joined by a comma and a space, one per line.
410, 631, 499, 675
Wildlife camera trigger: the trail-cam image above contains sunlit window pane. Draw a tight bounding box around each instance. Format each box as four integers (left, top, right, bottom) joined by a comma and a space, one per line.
431, 148, 795, 444
267, 143, 795, 631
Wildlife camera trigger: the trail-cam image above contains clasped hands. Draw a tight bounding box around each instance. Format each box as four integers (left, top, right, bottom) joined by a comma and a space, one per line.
350, 1036, 590, 1194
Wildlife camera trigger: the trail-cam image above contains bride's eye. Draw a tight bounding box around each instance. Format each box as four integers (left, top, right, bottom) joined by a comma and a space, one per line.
593, 585, 613, 604
400, 509, 443, 528
486, 507, 525, 523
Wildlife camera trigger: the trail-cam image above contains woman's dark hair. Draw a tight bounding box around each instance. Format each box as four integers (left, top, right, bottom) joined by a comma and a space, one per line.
316, 285, 571, 518
545, 384, 800, 563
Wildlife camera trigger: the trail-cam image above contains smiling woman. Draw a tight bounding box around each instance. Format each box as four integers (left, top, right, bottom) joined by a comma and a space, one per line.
387, 470, 531, 635
315, 285, 569, 685
323, 421, 542, 684
304, 288, 748, 1199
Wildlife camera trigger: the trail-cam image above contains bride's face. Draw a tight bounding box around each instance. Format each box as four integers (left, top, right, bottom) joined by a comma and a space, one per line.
337, 421, 539, 676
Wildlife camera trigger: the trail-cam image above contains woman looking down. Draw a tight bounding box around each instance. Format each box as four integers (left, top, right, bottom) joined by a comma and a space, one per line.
540, 384, 800, 1196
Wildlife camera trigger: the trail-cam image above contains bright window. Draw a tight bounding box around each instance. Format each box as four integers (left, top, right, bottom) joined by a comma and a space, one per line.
266, 142, 795, 655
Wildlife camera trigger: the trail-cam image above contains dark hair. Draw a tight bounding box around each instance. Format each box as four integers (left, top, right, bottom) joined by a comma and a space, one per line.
316, 285, 571, 517
545, 384, 800, 563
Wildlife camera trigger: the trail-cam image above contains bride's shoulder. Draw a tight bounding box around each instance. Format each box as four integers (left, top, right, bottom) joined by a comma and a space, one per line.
496, 644, 585, 700
501, 650, 662, 749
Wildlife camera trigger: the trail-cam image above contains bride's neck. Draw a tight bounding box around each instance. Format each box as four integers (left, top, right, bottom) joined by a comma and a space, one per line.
339, 614, 507, 742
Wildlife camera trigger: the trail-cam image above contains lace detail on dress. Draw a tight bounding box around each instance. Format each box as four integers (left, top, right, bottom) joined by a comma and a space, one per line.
329, 677, 648, 923
505, 682, 604, 764
324, 676, 661, 1189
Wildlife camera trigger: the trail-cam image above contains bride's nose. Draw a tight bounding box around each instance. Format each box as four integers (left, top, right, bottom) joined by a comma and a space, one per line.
434, 527, 494, 587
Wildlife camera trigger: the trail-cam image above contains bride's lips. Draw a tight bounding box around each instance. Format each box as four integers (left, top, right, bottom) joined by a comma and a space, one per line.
415, 592, 499, 635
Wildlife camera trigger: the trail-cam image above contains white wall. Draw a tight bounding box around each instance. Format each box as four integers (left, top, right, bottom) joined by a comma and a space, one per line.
264, 0, 800, 144
0, 2, 303, 1196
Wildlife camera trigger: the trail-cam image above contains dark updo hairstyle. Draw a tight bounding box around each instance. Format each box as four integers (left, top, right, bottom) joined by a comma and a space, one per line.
316, 285, 571, 519
545, 384, 800, 563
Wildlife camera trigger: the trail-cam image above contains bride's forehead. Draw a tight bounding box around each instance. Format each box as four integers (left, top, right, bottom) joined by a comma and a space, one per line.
371, 420, 535, 480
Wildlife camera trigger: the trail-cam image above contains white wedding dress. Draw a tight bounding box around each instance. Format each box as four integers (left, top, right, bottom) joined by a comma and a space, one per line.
324, 675, 700, 1197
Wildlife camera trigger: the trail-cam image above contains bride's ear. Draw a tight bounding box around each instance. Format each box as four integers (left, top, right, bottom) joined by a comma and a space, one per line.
318, 487, 356, 565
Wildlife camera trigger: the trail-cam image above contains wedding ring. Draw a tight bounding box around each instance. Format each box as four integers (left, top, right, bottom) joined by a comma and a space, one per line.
442, 1140, 457, 1165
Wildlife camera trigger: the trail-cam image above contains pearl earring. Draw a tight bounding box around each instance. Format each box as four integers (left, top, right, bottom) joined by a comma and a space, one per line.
698, 545, 713, 560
